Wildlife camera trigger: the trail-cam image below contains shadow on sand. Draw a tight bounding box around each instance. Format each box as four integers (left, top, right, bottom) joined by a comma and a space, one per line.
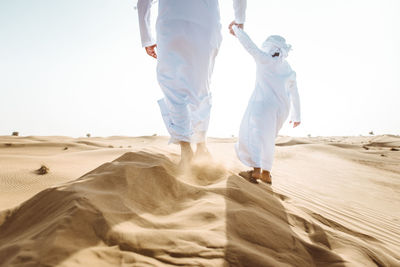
224, 175, 345, 266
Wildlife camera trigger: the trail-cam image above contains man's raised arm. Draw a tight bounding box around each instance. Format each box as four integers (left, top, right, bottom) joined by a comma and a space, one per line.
233, 0, 247, 24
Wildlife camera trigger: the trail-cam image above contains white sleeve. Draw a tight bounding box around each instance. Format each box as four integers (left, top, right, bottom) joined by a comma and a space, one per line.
232, 25, 271, 63
233, 0, 247, 24
137, 0, 155, 47
288, 73, 301, 122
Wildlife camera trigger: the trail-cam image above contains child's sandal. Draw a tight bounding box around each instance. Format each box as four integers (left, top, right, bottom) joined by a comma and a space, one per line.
239, 170, 259, 184
249, 177, 259, 184
260, 173, 272, 185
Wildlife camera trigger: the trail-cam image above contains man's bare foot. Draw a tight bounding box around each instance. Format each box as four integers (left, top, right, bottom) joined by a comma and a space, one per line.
179, 141, 193, 167
194, 142, 212, 160
260, 170, 272, 184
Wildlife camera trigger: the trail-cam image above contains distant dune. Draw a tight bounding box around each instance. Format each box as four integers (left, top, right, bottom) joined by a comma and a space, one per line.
0, 135, 399, 266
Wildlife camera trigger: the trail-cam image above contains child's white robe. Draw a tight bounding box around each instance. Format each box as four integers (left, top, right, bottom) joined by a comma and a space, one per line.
137, 0, 247, 144
233, 26, 301, 171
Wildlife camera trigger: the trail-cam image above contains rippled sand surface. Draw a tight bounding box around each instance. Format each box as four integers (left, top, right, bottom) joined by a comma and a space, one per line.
1, 135, 399, 266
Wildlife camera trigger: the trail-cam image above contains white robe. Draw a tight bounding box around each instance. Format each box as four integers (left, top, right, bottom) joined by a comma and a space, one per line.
137, 0, 247, 144
233, 26, 301, 171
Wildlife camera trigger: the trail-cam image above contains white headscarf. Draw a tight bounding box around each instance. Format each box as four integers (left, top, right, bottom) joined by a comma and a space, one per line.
261, 35, 292, 59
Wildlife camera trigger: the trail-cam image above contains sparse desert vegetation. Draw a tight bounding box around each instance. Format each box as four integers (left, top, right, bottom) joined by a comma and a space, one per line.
35, 165, 49, 175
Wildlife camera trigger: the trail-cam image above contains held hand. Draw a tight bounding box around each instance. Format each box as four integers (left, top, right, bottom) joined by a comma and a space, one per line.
228, 21, 244, 36
289, 121, 301, 128
145, 44, 157, 59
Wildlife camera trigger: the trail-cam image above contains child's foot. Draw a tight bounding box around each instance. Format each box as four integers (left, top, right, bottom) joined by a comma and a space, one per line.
238, 170, 259, 184
260, 170, 272, 184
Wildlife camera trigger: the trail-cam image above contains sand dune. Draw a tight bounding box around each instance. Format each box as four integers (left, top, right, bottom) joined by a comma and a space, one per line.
0, 135, 399, 266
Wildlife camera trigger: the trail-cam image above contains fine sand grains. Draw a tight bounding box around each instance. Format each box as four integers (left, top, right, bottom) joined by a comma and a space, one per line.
0, 135, 399, 266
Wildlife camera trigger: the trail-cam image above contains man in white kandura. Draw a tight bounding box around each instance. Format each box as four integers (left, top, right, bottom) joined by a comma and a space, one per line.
137, 0, 247, 165
229, 23, 301, 184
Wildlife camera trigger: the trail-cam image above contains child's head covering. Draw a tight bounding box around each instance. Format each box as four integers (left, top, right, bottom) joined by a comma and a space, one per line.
261, 35, 292, 59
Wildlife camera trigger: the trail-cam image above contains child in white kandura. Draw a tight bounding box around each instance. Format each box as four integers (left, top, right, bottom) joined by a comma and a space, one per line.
230, 23, 301, 185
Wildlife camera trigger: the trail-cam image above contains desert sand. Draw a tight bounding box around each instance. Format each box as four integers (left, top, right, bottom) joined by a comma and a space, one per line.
0, 135, 399, 266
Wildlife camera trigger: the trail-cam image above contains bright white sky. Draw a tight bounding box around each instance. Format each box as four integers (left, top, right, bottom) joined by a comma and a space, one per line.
1, 0, 399, 138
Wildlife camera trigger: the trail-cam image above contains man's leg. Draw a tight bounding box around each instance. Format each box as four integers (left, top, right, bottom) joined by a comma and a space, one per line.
156, 21, 196, 146
180, 141, 193, 165
156, 20, 219, 163
191, 39, 220, 158
195, 141, 211, 159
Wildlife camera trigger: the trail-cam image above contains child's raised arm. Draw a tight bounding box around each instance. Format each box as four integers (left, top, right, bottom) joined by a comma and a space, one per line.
232, 25, 271, 64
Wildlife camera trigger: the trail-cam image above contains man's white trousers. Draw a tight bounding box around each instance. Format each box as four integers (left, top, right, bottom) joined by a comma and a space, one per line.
156, 20, 221, 144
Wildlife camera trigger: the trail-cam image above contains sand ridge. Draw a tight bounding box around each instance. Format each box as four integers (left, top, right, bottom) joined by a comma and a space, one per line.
0, 135, 399, 266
